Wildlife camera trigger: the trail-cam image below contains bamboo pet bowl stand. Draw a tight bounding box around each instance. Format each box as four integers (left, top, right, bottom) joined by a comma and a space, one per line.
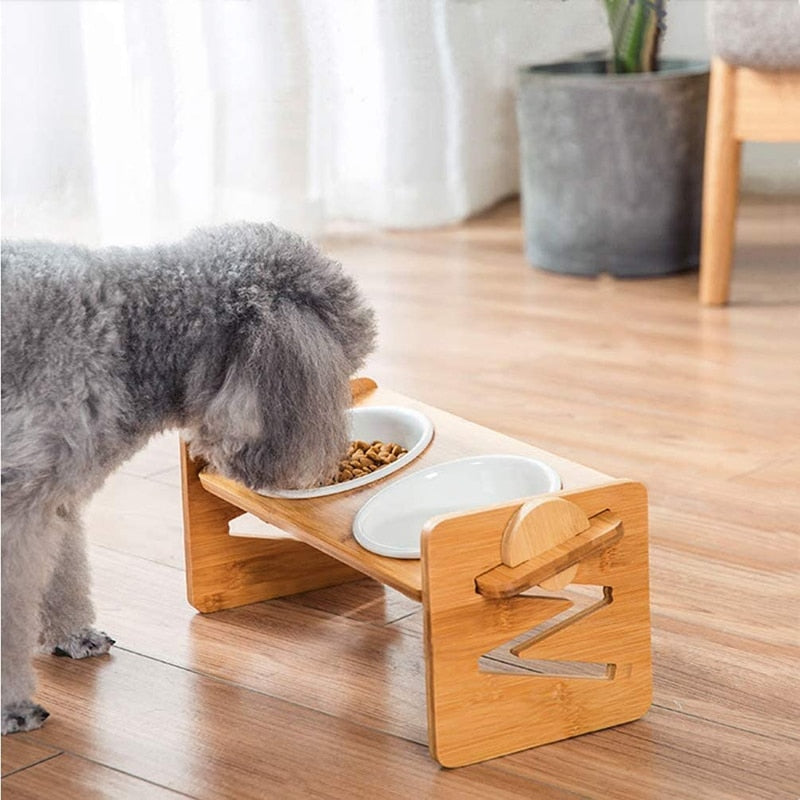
181, 378, 652, 767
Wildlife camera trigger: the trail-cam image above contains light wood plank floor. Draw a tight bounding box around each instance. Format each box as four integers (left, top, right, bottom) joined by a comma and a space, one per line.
2, 196, 798, 799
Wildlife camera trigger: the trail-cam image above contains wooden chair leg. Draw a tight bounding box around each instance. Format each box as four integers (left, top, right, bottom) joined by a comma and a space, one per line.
181, 441, 362, 613
700, 58, 742, 306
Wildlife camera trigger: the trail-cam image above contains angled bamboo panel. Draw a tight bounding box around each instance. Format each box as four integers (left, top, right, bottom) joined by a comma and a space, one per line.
181, 444, 363, 612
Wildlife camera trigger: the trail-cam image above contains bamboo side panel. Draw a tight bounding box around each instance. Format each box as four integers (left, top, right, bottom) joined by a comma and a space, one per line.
181, 443, 363, 613
421, 480, 652, 768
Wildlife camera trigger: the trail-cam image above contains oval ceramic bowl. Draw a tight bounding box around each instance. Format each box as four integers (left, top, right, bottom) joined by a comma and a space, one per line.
352, 454, 561, 558
256, 405, 434, 499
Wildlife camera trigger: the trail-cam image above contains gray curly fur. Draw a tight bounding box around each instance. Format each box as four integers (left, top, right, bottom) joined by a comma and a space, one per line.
1, 222, 376, 733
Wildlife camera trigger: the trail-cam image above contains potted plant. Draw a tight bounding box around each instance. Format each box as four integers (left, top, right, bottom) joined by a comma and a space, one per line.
516, 0, 709, 276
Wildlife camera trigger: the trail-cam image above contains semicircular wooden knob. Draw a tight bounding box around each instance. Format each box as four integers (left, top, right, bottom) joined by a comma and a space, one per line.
501, 497, 590, 590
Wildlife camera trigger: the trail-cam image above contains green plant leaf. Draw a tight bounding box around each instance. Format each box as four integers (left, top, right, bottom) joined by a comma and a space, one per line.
604, 0, 665, 73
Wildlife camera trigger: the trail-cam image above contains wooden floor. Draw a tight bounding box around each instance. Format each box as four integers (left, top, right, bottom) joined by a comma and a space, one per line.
2, 196, 798, 799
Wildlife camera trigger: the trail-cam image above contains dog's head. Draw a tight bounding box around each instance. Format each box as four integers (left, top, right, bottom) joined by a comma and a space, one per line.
185, 223, 376, 491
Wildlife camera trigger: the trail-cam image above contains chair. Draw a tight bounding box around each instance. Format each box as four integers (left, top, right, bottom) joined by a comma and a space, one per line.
700, 0, 800, 305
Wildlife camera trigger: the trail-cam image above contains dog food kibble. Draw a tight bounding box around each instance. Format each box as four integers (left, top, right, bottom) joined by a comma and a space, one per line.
332, 440, 408, 484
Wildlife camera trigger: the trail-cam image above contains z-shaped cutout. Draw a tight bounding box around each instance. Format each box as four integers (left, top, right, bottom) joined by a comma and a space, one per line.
479, 584, 614, 679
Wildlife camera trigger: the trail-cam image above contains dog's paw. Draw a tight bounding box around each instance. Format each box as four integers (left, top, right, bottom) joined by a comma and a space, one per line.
2, 701, 50, 734
52, 627, 115, 659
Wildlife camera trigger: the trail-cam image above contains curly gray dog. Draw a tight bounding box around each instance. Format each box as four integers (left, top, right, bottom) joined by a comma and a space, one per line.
1, 222, 376, 734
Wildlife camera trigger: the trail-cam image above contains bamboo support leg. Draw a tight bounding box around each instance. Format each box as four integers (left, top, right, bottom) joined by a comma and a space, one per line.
700, 58, 742, 306
421, 481, 652, 768
181, 441, 363, 613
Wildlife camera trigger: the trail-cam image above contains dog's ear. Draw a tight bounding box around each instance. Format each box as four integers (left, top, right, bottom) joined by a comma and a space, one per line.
202, 359, 265, 444
190, 300, 356, 491
186, 350, 265, 479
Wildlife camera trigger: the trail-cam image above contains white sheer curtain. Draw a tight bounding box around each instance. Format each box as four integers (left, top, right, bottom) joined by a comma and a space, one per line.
1, 0, 606, 245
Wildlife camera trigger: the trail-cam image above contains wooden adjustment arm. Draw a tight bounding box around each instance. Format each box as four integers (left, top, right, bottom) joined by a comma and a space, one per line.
475, 508, 622, 600
350, 376, 378, 404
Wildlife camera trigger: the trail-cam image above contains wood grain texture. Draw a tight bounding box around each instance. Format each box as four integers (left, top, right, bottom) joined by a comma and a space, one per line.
422, 481, 652, 767
1, 754, 188, 799
20, 649, 580, 800
87, 546, 430, 744
1, 739, 60, 778
4, 196, 797, 798
500, 496, 589, 588
477, 510, 623, 599
497, 704, 798, 800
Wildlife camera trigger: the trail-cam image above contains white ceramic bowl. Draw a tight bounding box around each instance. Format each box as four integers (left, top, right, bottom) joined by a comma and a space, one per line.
352, 455, 561, 558
256, 405, 434, 499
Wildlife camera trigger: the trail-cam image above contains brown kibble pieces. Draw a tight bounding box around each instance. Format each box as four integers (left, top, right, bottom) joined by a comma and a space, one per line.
329, 439, 409, 484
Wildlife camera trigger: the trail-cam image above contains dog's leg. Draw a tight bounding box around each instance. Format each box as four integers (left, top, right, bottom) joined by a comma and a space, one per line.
1, 509, 62, 734
39, 506, 115, 659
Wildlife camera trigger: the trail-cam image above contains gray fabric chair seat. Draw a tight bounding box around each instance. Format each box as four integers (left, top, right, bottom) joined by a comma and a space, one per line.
709, 0, 800, 69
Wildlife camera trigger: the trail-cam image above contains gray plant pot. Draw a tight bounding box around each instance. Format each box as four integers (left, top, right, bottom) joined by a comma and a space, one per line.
517, 58, 709, 277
